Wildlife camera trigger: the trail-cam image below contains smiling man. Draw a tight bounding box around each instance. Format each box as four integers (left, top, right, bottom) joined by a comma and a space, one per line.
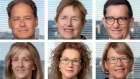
102, 0, 134, 40
55, 0, 87, 39
7, 0, 38, 39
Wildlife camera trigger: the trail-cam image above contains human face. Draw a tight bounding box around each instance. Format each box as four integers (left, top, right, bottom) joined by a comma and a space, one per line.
103, 5, 134, 39
56, 6, 86, 39
59, 49, 82, 79
9, 3, 38, 39
105, 48, 131, 79
12, 50, 35, 79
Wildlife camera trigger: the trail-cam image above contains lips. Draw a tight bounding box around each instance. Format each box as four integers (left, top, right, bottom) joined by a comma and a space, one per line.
16, 69, 25, 73
115, 68, 125, 72
66, 69, 74, 73
64, 28, 74, 32
18, 29, 28, 32
111, 29, 122, 34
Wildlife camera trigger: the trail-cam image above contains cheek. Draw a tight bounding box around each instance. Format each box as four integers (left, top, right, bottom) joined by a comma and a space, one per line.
106, 64, 114, 72
56, 20, 64, 27
74, 65, 81, 72
124, 63, 130, 71
11, 63, 16, 70
24, 62, 34, 69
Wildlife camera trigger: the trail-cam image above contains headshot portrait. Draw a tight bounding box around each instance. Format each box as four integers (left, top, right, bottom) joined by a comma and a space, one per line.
96, 42, 140, 79
48, 0, 92, 39
48, 42, 92, 79
96, 0, 140, 40
4, 42, 44, 79
0, 0, 44, 39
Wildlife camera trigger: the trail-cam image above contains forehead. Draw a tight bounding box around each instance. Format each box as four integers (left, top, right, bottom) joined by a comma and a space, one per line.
11, 3, 33, 15
59, 6, 81, 17
61, 48, 80, 58
12, 48, 31, 58
107, 47, 128, 57
106, 5, 128, 17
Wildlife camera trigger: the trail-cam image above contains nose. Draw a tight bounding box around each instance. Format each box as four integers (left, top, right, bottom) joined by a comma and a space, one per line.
20, 19, 25, 27
116, 59, 123, 66
18, 60, 23, 67
113, 20, 119, 28
67, 60, 73, 67
66, 19, 72, 27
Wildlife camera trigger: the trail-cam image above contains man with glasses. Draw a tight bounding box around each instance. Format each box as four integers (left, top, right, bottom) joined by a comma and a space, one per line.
102, 0, 134, 39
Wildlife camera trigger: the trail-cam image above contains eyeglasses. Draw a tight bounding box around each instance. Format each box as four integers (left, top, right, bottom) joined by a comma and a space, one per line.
107, 56, 130, 64
105, 16, 129, 25
60, 57, 81, 66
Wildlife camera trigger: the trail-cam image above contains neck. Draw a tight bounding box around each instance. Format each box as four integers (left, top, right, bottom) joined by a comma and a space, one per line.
109, 75, 126, 79
62, 76, 77, 79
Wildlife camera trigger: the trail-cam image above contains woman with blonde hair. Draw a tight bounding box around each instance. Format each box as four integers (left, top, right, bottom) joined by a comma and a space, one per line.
5, 42, 43, 79
102, 42, 134, 79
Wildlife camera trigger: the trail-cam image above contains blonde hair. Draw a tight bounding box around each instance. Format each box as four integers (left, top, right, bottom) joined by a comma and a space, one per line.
5, 42, 43, 79
102, 42, 134, 74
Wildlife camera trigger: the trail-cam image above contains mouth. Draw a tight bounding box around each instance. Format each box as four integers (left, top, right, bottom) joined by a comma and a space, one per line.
18, 29, 28, 32
64, 28, 74, 32
66, 69, 74, 73
16, 69, 25, 73
111, 29, 122, 34
115, 68, 125, 72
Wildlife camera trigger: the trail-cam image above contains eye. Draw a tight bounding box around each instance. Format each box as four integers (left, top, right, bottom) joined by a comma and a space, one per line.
63, 58, 69, 61
12, 17, 19, 21
73, 59, 79, 62
24, 59, 29, 61
24, 17, 31, 20
72, 18, 78, 21
12, 58, 18, 62
110, 57, 116, 60
122, 56, 128, 60
61, 17, 66, 19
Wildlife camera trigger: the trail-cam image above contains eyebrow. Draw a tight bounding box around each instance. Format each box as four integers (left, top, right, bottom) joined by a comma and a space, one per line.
61, 56, 80, 59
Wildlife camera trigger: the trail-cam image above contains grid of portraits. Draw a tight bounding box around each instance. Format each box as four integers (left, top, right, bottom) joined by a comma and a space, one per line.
0, 0, 140, 79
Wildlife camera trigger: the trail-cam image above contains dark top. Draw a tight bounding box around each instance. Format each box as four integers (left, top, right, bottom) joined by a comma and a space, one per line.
80, 35, 86, 39
105, 77, 109, 79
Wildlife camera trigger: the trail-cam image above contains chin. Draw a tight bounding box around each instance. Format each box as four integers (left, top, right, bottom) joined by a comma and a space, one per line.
62, 36, 74, 39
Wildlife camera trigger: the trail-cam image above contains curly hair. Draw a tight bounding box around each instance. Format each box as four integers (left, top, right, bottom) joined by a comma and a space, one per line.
50, 42, 91, 79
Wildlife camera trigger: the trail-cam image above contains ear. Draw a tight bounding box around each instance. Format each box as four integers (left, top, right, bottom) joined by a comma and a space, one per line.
35, 17, 38, 28
104, 60, 109, 72
59, 63, 61, 71
102, 17, 106, 28
81, 20, 87, 29
129, 17, 134, 28
32, 65, 35, 70
8, 18, 12, 29
55, 18, 58, 28
77, 64, 82, 72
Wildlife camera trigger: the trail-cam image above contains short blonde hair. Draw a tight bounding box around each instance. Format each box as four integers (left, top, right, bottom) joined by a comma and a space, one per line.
102, 42, 134, 74
5, 42, 43, 79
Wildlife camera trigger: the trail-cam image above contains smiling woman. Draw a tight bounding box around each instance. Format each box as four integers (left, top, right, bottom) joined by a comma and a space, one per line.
50, 42, 91, 79
5, 42, 43, 79
102, 42, 134, 79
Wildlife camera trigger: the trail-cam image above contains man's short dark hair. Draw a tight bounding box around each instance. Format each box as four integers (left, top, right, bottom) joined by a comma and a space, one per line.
7, 0, 37, 18
103, 0, 133, 18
